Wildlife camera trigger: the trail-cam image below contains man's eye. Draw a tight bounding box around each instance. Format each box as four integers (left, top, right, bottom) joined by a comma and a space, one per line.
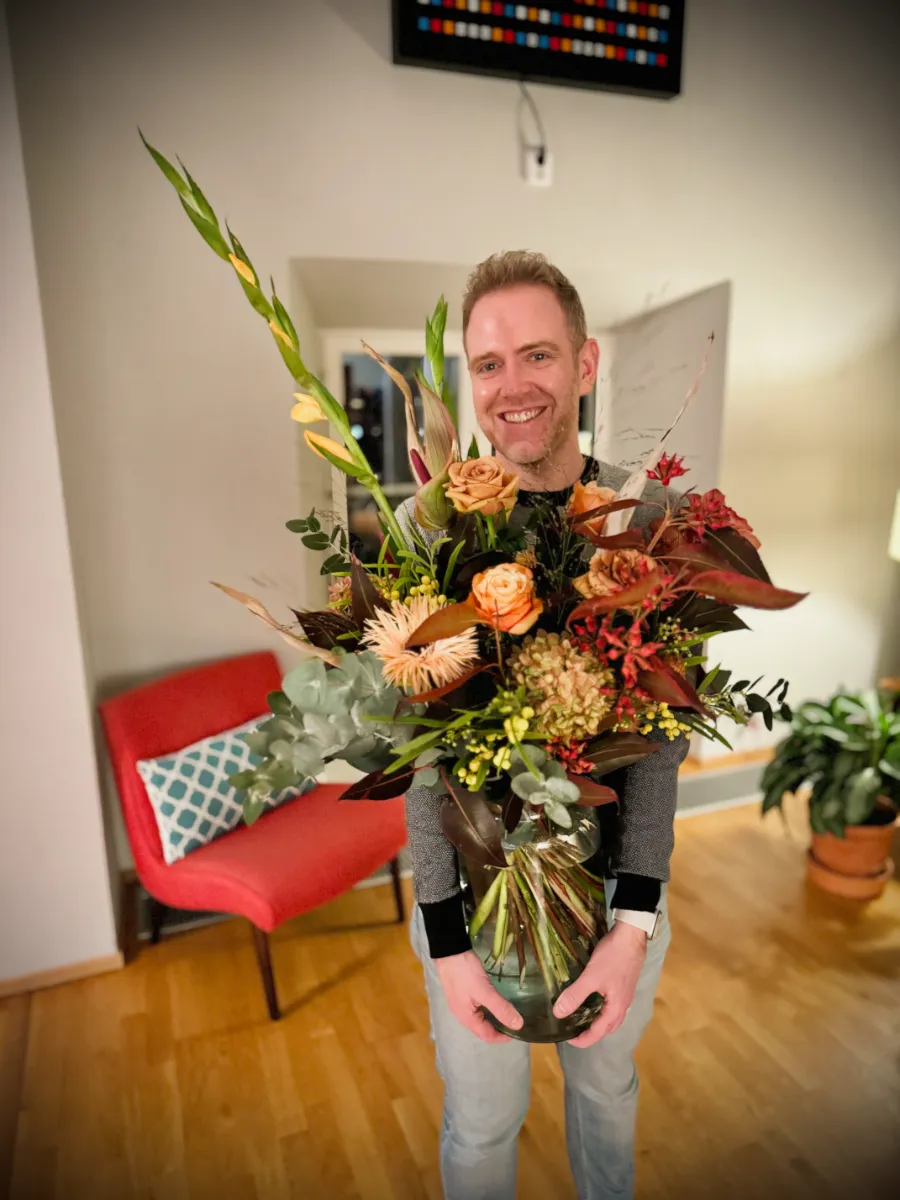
531, 352, 548, 362
479, 362, 497, 373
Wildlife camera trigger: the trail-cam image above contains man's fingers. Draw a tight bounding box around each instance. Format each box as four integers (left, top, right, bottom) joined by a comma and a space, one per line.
568, 1006, 626, 1048
473, 983, 523, 1031
553, 975, 598, 1019
454, 1003, 511, 1043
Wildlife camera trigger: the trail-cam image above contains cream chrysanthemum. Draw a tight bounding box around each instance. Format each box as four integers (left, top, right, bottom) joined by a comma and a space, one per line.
362, 595, 480, 694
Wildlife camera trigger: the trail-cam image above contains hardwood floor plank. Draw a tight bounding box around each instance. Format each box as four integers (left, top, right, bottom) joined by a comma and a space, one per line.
1, 804, 898, 1198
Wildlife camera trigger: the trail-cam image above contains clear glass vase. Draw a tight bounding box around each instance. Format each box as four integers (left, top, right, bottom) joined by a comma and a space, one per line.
462, 812, 607, 1044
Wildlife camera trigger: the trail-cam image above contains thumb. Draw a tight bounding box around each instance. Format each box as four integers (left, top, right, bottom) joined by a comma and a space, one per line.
474, 981, 524, 1031
553, 974, 593, 1019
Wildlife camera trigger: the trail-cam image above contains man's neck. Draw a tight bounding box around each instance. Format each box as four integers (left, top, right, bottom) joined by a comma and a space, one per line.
495, 440, 585, 493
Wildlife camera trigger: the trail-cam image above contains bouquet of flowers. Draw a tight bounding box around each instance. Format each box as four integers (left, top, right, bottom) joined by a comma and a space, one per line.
146, 139, 807, 1040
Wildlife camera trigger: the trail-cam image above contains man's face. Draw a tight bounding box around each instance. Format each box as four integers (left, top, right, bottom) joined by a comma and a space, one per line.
465, 284, 598, 467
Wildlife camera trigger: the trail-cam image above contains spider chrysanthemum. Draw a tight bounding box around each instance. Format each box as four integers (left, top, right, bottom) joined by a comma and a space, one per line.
362, 595, 480, 694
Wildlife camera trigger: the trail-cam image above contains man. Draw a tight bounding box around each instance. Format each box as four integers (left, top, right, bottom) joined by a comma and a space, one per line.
398, 251, 689, 1200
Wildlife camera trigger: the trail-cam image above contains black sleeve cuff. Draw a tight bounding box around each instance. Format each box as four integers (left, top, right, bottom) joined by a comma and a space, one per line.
419, 893, 472, 959
609, 874, 661, 912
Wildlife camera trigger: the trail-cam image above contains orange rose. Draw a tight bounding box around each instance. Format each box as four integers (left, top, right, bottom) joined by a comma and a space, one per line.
566, 481, 618, 537
470, 563, 543, 635
445, 457, 519, 516
574, 549, 656, 599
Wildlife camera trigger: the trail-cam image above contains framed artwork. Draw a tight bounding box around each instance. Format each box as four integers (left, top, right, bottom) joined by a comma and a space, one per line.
393, 1, 685, 99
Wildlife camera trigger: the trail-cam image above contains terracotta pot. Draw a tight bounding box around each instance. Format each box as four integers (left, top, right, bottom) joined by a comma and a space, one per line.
807, 813, 898, 900
806, 852, 894, 900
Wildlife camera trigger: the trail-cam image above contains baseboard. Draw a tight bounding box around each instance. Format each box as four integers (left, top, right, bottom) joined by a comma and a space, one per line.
0, 951, 125, 999
675, 793, 760, 819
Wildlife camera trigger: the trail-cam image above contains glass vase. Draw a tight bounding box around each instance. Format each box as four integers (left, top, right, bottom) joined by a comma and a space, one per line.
462, 812, 607, 1044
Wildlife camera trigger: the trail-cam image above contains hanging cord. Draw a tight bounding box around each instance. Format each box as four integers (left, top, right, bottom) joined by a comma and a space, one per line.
517, 80, 548, 165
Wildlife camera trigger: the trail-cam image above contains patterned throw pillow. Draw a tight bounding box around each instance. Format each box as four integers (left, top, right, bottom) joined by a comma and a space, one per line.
137, 716, 313, 865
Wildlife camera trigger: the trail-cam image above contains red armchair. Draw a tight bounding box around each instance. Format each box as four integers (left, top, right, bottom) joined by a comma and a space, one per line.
99, 650, 407, 1019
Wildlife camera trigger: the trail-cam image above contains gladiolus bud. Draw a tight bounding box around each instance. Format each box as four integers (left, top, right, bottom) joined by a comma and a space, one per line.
268, 318, 292, 348
304, 430, 354, 464
290, 393, 326, 423
228, 253, 256, 286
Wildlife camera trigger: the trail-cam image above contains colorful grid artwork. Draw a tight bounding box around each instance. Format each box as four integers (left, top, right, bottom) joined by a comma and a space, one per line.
393, 0, 683, 98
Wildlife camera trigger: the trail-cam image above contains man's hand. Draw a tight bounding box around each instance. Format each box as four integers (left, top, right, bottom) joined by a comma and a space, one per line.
553, 920, 648, 1048
435, 950, 524, 1044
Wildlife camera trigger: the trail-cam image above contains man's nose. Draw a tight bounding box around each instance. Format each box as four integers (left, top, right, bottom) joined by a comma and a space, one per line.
500, 358, 527, 395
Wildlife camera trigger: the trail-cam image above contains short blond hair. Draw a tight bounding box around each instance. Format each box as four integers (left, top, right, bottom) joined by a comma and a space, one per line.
462, 251, 587, 349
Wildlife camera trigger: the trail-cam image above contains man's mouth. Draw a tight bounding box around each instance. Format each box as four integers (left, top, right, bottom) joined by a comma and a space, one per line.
499, 406, 547, 425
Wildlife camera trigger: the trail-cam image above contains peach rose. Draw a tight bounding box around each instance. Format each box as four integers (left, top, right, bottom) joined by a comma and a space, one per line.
445, 457, 519, 516
574, 549, 656, 599
566, 480, 618, 537
470, 563, 543, 635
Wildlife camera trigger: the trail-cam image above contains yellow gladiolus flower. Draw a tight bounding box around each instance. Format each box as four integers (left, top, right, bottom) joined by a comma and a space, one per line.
304, 430, 354, 464
268, 318, 292, 348
290, 393, 326, 423
228, 253, 256, 286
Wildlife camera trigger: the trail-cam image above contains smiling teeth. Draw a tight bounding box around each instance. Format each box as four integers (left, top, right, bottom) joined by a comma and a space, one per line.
502, 408, 542, 424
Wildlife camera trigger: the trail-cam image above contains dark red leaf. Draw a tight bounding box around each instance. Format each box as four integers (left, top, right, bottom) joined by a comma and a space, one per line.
703, 527, 771, 584
567, 570, 661, 626
291, 608, 358, 650
571, 776, 619, 807
501, 791, 524, 832
637, 658, 711, 717
579, 529, 648, 551
440, 784, 507, 869
339, 764, 414, 801
406, 601, 483, 647
350, 556, 390, 631
397, 662, 493, 707
581, 733, 664, 776
656, 541, 730, 575
688, 570, 807, 611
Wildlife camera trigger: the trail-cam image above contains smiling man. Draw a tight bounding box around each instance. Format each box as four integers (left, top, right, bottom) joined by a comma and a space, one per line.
398, 251, 689, 1200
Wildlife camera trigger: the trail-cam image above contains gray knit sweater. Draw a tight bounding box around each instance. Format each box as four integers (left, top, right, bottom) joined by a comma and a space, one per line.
396, 458, 689, 956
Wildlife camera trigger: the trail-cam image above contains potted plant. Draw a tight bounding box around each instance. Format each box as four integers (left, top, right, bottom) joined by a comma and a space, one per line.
761, 690, 900, 899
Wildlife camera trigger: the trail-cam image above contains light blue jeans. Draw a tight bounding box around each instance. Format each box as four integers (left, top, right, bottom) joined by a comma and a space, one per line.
411, 886, 670, 1200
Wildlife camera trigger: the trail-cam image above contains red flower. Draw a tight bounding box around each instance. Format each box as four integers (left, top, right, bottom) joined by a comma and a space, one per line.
680, 489, 761, 549
647, 452, 689, 487
546, 739, 594, 775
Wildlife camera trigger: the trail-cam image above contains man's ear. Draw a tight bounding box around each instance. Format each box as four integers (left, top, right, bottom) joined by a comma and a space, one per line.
579, 337, 600, 393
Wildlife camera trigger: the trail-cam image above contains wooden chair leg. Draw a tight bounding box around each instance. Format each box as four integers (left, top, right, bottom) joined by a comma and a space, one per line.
251, 925, 281, 1021
389, 857, 405, 925
149, 897, 166, 945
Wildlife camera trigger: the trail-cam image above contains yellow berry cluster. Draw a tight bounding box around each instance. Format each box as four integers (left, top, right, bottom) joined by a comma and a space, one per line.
398, 574, 446, 605
454, 732, 516, 788
639, 702, 692, 741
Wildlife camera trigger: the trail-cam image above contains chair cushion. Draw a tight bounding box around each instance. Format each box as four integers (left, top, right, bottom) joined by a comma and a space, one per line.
136, 715, 313, 864
155, 783, 407, 930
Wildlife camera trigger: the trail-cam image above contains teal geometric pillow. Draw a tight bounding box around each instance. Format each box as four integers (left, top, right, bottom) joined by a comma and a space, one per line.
136, 715, 314, 865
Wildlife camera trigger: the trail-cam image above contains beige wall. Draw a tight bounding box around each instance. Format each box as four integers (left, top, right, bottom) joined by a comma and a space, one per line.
6, 0, 899, 848
1, 8, 118, 979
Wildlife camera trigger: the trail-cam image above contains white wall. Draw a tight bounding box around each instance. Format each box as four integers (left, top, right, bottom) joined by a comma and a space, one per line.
7, 0, 899, 825
0, 9, 118, 979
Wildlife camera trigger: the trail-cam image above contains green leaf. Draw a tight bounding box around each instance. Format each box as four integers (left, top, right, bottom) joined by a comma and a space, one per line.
140, 132, 194, 206
271, 286, 299, 349
467, 434, 481, 460
267, 690, 293, 717
228, 769, 259, 790
177, 156, 219, 226
179, 197, 231, 259
242, 795, 266, 825
301, 532, 331, 551
845, 767, 880, 825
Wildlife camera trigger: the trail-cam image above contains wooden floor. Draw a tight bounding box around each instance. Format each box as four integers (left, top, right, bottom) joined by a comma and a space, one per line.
2, 801, 899, 1200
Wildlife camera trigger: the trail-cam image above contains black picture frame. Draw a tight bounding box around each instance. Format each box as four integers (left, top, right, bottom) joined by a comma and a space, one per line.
392, 1, 685, 100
